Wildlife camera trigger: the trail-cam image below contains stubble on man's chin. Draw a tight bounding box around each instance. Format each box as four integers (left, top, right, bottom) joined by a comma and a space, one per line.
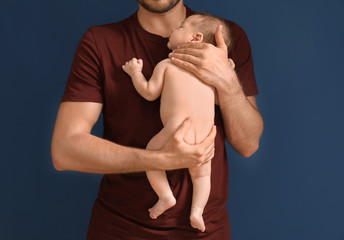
136, 0, 181, 14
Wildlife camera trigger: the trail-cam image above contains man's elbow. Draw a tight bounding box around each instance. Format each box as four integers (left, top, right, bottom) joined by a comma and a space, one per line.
52, 159, 64, 171
240, 142, 259, 158
51, 140, 65, 171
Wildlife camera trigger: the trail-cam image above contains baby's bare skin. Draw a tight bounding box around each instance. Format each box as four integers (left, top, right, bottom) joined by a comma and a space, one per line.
121, 14, 232, 232
123, 57, 216, 143
161, 59, 215, 143
123, 57, 215, 232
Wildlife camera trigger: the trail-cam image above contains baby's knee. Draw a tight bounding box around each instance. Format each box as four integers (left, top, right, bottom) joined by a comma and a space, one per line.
188, 166, 211, 178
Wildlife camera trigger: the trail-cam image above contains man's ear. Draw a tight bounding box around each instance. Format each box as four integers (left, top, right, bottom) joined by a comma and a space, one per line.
191, 32, 203, 43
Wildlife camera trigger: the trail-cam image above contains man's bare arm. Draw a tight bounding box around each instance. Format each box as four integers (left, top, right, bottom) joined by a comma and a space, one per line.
217, 79, 263, 157
51, 102, 216, 174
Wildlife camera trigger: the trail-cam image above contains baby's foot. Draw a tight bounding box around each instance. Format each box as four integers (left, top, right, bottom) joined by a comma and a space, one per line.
190, 207, 205, 232
149, 196, 176, 219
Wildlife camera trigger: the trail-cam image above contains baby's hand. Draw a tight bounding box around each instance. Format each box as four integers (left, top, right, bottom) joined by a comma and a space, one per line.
122, 58, 143, 76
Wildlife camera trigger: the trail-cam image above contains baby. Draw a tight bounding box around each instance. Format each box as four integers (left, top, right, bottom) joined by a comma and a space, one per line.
122, 13, 232, 232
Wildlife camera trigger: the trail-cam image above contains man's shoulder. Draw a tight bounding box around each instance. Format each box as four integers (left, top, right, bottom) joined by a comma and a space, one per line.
216, 17, 250, 48
225, 20, 247, 38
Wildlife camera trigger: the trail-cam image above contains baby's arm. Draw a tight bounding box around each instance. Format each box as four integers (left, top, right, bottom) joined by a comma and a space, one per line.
122, 58, 165, 101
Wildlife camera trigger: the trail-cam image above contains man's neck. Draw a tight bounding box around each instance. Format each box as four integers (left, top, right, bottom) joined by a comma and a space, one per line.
137, 2, 186, 38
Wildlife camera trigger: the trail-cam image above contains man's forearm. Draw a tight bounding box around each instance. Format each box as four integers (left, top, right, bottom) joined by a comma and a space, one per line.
51, 132, 160, 174
217, 75, 264, 157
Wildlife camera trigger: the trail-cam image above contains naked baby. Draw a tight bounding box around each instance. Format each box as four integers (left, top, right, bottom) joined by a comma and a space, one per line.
122, 13, 233, 232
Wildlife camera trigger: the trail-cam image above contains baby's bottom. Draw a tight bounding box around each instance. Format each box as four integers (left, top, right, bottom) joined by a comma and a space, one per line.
146, 118, 211, 232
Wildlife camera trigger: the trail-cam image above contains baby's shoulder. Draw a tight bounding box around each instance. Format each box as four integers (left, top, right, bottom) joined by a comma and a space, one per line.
153, 58, 178, 76
156, 58, 173, 69
157, 58, 182, 74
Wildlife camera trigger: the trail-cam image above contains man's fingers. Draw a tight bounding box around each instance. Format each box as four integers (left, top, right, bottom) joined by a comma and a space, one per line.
228, 58, 235, 69
192, 124, 216, 165
204, 141, 215, 157
169, 52, 201, 66
174, 118, 192, 140
203, 148, 215, 164
171, 48, 203, 57
215, 25, 227, 51
176, 42, 206, 50
199, 125, 217, 150
170, 57, 198, 74
199, 144, 214, 165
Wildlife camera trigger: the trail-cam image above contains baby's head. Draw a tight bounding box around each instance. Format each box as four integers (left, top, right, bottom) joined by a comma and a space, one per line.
167, 13, 232, 51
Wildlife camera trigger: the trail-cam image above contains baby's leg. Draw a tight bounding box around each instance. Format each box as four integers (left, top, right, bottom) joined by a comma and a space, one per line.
146, 127, 176, 219
188, 161, 211, 232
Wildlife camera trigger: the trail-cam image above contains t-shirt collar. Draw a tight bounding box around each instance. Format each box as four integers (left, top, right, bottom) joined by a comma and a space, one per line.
131, 5, 195, 41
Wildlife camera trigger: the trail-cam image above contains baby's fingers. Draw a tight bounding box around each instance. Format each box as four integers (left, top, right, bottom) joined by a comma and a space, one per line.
199, 125, 216, 151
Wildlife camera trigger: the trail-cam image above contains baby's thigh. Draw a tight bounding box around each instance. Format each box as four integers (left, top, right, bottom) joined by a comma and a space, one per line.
146, 125, 176, 151
188, 161, 211, 178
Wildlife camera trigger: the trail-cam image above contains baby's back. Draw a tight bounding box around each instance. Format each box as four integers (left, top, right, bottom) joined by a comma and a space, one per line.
160, 59, 215, 144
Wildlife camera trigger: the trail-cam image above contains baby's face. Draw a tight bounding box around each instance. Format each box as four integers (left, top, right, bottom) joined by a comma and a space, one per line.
167, 15, 200, 50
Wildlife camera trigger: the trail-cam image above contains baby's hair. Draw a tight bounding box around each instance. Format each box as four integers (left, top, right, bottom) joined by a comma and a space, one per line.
190, 13, 232, 52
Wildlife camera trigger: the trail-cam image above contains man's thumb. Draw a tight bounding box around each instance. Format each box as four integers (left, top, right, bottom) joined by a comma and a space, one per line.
174, 118, 192, 140
215, 25, 227, 50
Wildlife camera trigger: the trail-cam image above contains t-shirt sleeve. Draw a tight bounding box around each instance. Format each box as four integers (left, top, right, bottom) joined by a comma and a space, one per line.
228, 21, 258, 96
60, 27, 104, 103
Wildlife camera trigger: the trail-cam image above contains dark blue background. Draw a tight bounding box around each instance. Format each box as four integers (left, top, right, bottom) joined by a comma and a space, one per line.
1, 0, 343, 239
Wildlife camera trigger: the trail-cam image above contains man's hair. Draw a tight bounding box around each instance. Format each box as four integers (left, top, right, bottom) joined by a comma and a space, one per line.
191, 13, 232, 52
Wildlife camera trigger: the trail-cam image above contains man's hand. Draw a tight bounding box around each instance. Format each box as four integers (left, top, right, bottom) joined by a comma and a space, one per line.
169, 25, 237, 92
122, 58, 143, 77
158, 118, 216, 170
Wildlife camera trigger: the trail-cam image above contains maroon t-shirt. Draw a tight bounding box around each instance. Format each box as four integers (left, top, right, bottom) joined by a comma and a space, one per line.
61, 6, 258, 240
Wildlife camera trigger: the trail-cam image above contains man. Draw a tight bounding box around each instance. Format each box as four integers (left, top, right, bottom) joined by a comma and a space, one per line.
51, 0, 263, 239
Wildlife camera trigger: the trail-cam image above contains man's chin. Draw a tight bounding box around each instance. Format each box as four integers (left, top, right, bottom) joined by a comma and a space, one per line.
137, 0, 181, 14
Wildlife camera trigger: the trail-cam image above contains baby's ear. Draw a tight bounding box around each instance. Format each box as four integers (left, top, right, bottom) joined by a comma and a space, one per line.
191, 32, 203, 43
